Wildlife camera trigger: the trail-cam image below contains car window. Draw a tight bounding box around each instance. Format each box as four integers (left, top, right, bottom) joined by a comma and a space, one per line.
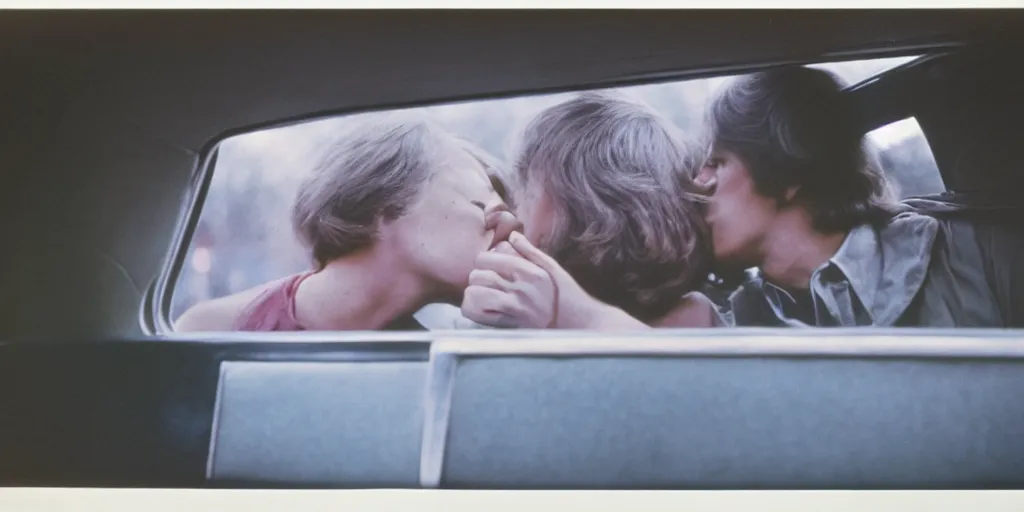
808, 55, 915, 86
868, 117, 945, 198
166, 54, 943, 331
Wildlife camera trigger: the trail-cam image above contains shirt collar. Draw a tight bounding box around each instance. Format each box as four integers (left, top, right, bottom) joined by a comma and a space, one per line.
759, 212, 940, 326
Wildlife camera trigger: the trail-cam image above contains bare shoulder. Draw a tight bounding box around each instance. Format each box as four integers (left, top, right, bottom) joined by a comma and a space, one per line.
173, 278, 289, 332
651, 291, 723, 328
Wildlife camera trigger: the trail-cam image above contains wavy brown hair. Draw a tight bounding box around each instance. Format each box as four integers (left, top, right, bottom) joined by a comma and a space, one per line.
511, 92, 712, 322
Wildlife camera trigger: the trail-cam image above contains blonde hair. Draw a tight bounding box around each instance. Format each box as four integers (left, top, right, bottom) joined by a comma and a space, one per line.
291, 115, 470, 268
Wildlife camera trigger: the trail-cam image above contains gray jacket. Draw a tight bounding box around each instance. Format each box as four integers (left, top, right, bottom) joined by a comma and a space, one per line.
724, 212, 1024, 328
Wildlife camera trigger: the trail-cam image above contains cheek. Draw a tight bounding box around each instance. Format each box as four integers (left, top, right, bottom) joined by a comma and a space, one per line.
709, 177, 763, 254
715, 199, 775, 262
437, 209, 489, 249
436, 208, 493, 270
516, 195, 555, 248
397, 200, 488, 257
711, 219, 740, 260
522, 215, 548, 247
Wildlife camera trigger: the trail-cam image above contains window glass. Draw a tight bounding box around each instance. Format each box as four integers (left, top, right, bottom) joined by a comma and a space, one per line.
867, 117, 945, 198
168, 54, 942, 330
808, 55, 915, 86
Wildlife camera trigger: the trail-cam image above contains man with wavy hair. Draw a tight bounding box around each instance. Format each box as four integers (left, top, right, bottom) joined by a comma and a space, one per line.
461, 92, 720, 328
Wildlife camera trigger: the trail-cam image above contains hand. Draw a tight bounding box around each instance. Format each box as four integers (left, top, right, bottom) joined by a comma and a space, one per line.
501, 232, 609, 329
484, 207, 523, 250
462, 231, 607, 329
462, 237, 558, 328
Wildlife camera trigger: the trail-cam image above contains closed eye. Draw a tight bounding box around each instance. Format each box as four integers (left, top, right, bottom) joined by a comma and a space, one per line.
470, 201, 487, 211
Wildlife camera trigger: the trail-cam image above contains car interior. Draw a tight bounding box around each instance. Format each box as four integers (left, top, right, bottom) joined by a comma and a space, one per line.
2, 10, 1024, 489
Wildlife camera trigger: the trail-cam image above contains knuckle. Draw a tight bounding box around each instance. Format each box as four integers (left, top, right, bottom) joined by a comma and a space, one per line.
472, 270, 496, 287
527, 265, 546, 280
475, 251, 492, 265
467, 269, 489, 286
507, 302, 528, 317
495, 241, 515, 254
509, 281, 530, 298
484, 210, 501, 226
522, 264, 546, 282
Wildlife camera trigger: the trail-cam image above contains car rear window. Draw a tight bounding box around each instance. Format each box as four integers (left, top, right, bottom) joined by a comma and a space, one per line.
165, 54, 945, 331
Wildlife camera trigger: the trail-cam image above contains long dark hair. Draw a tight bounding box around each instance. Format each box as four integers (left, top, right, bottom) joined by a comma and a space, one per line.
705, 66, 904, 233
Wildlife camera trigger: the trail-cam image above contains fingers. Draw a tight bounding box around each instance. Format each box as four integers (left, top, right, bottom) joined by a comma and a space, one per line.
461, 285, 520, 328
492, 240, 518, 256
466, 231, 560, 330
475, 250, 547, 282
483, 201, 511, 217
483, 209, 510, 230
506, 231, 568, 279
468, 268, 513, 292
485, 210, 523, 250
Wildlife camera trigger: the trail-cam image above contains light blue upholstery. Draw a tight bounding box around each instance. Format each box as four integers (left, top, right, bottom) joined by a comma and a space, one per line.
439, 356, 1024, 488
207, 361, 427, 487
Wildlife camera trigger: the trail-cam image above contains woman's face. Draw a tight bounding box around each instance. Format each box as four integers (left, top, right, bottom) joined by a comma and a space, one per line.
384, 149, 508, 302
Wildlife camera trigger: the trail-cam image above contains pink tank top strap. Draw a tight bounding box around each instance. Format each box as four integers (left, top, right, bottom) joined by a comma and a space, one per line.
232, 272, 314, 331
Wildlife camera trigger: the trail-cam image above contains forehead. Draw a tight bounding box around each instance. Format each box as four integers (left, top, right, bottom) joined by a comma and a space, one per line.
432, 147, 493, 192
